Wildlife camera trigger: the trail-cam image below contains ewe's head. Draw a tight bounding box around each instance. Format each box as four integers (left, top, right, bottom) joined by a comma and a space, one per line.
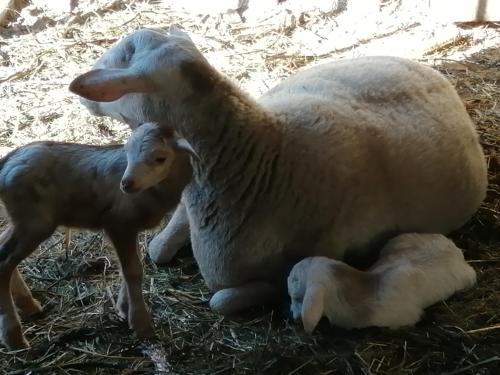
70, 27, 208, 128
288, 257, 332, 334
121, 122, 193, 194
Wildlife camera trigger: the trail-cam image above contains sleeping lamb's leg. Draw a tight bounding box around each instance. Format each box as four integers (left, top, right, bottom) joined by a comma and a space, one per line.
107, 230, 155, 339
209, 281, 280, 315
148, 202, 190, 264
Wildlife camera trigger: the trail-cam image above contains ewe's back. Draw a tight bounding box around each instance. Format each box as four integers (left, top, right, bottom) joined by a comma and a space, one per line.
258, 57, 487, 259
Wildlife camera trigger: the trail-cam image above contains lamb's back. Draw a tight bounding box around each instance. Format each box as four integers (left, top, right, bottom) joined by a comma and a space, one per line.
0, 142, 127, 225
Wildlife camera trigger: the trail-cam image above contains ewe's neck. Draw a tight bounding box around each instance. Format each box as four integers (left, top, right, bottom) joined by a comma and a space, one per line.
172, 60, 282, 165
168, 61, 286, 232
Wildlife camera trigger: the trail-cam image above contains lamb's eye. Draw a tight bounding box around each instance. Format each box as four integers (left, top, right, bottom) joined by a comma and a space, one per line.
155, 157, 167, 164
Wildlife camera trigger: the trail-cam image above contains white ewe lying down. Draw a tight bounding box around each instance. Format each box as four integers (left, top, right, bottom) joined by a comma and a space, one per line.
69, 28, 487, 315
288, 234, 477, 333
0, 122, 192, 349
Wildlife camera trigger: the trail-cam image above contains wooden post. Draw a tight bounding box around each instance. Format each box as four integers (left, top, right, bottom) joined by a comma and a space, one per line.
0, 0, 30, 27
429, 0, 500, 22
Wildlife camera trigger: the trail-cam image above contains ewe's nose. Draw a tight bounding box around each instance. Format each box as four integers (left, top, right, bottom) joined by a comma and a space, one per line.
120, 178, 136, 193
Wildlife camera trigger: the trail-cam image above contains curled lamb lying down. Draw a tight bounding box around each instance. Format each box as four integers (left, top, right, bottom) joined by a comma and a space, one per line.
69, 27, 487, 315
0, 123, 192, 349
288, 234, 477, 333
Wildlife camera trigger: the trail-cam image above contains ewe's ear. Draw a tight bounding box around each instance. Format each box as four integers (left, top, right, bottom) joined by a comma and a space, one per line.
301, 284, 325, 334
69, 68, 156, 102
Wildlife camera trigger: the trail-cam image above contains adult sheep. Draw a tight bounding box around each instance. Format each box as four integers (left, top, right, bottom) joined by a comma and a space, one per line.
69, 28, 487, 314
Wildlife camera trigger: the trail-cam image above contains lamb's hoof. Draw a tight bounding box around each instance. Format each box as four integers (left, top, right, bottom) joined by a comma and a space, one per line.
131, 314, 156, 339
17, 297, 43, 317
133, 322, 156, 340
3, 327, 30, 351
116, 301, 129, 321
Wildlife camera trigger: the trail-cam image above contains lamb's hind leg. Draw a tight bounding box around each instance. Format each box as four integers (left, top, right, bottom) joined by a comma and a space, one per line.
107, 230, 155, 339
1, 228, 42, 317
0, 226, 51, 349
209, 281, 280, 315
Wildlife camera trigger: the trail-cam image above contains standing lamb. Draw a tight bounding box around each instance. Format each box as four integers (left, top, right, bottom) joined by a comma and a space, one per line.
0, 122, 192, 349
288, 233, 477, 333
69, 28, 487, 316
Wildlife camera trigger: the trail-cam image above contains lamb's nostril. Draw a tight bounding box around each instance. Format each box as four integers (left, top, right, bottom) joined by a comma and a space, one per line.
121, 178, 134, 192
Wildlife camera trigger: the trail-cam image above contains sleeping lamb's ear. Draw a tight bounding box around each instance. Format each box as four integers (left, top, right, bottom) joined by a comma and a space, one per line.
69, 68, 157, 102
301, 284, 325, 334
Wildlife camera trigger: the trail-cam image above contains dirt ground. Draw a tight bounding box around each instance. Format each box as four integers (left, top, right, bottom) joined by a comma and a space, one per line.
0, 0, 499, 374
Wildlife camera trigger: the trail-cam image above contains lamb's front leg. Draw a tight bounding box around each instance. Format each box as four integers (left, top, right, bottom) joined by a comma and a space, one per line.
11, 267, 42, 317
116, 279, 129, 320
107, 230, 155, 339
209, 281, 281, 315
1, 228, 41, 317
148, 202, 190, 264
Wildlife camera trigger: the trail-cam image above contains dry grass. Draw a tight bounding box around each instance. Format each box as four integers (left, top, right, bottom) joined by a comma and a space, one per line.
0, 0, 499, 374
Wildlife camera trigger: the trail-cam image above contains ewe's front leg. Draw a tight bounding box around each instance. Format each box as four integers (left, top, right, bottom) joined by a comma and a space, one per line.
148, 202, 190, 264
107, 230, 155, 339
209, 281, 280, 315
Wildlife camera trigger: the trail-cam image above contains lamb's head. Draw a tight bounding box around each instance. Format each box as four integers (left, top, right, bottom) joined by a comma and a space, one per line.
69, 27, 210, 129
288, 258, 310, 321
288, 257, 333, 333
121, 122, 193, 194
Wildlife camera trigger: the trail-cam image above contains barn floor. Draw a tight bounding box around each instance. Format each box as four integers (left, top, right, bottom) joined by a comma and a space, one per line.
0, 1, 499, 374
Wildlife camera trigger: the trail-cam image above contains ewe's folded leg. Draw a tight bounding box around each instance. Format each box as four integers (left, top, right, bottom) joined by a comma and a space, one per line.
209, 281, 280, 315
148, 202, 190, 264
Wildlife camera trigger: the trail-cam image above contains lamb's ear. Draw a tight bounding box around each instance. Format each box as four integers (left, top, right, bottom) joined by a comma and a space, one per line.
158, 126, 175, 139
69, 68, 156, 102
301, 284, 325, 334
169, 24, 192, 40
173, 138, 198, 158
